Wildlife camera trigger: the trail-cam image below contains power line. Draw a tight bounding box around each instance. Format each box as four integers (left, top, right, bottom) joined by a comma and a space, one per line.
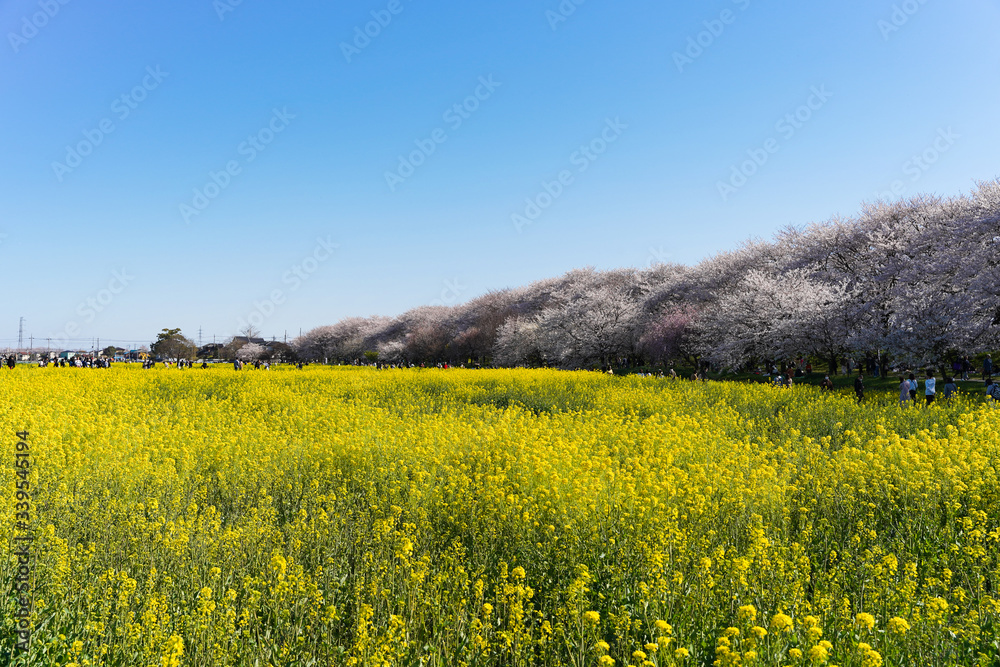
0, 334, 235, 346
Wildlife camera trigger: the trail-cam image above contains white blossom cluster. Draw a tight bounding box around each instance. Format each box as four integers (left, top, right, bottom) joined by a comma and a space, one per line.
294, 180, 1000, 370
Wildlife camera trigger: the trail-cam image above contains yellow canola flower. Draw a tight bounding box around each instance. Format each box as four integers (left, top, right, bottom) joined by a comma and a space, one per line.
855, 612, 876, 630
2, 365, 997, 666
888, 617, 910, 634
807, 644, 828, 663
771, 613, 794, 632
738, 604, 758, 623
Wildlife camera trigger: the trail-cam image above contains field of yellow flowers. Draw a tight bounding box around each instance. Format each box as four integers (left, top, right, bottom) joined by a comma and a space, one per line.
2, 366, 999, 666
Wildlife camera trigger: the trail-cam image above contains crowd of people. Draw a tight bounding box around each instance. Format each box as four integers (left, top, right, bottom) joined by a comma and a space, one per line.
4, 351, 1000, 407
7, 355, 115, 368
846, 367, 1000, 407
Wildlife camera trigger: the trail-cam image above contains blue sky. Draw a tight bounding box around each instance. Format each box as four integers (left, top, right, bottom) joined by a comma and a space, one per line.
2, 0, 998, 349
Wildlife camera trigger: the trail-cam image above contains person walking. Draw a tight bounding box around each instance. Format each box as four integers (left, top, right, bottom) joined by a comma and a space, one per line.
985, 355, 994, 379
899, 377, 911, 407
962, 356, 971, 381
987, 378, 1000, 406
924, 369, 937, 406
854, 372, 865, 403
942, 376, 957, 400
908, 373, 918, 402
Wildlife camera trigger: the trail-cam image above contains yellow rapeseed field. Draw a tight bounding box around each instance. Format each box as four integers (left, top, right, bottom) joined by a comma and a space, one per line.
2, 366, 999, 666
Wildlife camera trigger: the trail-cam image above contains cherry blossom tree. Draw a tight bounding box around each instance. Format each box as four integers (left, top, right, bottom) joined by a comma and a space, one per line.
292, 179, 1000, 371
492, 318, 544, 367
638, 306, 699, 366
236, 342, 267, 363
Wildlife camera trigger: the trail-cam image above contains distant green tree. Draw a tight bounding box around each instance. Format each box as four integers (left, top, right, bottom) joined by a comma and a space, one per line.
151, 328, 197, 361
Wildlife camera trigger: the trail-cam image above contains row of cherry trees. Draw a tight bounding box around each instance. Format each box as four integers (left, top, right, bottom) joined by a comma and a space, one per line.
293, 180, 1000, 371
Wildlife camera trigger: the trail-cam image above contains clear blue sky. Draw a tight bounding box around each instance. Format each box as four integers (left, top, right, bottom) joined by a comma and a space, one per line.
2, 0, 998, 349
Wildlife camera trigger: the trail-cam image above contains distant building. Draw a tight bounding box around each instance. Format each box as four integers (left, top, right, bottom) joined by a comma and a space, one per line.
198, 343, 225, 358
229, 336, 269, 346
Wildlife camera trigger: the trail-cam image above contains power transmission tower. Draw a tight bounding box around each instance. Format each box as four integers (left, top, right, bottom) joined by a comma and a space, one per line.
18, 317, 24, 350
198, 327, 203, 346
